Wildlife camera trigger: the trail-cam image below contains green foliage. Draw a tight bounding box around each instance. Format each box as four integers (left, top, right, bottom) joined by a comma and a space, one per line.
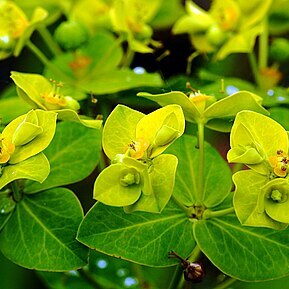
77, 200, 195, 267
0, 188, 88, 270
2, 1, 289, 288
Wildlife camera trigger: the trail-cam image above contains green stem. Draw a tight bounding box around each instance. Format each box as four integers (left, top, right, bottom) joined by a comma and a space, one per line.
11, 181, 22, 202
258, 18, 268, 70
172, 195, 193, 217
37, 26, 62, 56
78, 268, 101, 289
196, 121, 205, 205
188, 244, 202, 262
122, 45, 135, 68
26, 40, 71, 83
203, 207, 235, 220
213, 277, 237, 289
168, 265, 182, 289
248, 52, 261, 87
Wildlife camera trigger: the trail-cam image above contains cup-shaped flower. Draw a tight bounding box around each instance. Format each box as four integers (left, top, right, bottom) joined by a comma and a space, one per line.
227, 110, 288, 175
172, 0, 271, 60
110, 0, 161, 53
262, 178, 289, 224
10, 71, 102, 129
0, 109, 57, 190
95, 104, 185, 213
229, 111, 289, 229
138, 90, 268, 132
0, 1, 48, 59
1, 109, 57, 164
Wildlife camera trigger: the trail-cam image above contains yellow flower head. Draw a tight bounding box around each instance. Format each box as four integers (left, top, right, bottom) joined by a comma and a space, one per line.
268, 150, 289, 177
0, 135, 15, 164
128, 138, 150, 159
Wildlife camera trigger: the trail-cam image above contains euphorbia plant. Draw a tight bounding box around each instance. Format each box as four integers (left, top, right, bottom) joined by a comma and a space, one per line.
2, 1, 289, 289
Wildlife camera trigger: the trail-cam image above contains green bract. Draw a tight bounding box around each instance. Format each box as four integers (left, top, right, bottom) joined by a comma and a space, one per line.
172, 0, 272, 60
138, 90, 268, 132
228, 110, 289, 229
10, 71, 102, 129
110, 0, 162, 53
0, 109, 57, 190
94, 104, 185, 213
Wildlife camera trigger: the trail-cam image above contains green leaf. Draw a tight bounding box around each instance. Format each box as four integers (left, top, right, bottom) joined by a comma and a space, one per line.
215, 24, 263, 60
0, 188, 88, 271
125, 154, 178, 213
93, 164, 142, 207
0, 153, 50, 190
0, 96, 30, 124
204, 91, 269, 132
138, 91, 201, 122
165, 135, 232, 208
233, 170, 287, 230
77, 200, 195, 267
56, 109, 102, 129
80, 69, 163, 95
24, 121, 101, 193
194, 215, 289, 281
102, 105, 144, 160
0, 213, 12, 232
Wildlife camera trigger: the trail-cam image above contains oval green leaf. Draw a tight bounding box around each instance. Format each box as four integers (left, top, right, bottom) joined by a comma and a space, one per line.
165, 135, 232, 208
0, 188, 88, 271
77, 200, 195, 267
194, 215, 289, 281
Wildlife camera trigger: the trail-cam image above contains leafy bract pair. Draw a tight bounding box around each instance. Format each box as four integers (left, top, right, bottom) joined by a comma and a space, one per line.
0, 109, 57, 191
94, 104, 185, 213
110, 0, 162, 53
10, 71, 102, 129
228, 110, 289, 229
173, 0, 272, 60
0, 1, 48, 60
139, 89, 268, 132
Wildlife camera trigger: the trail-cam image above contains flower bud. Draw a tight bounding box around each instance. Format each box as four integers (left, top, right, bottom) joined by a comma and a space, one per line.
12, 110, 43, 146
54, 21, 89, 50
154, 125, 179, 147
227, 146, 263, 164
119, 168, 140, 187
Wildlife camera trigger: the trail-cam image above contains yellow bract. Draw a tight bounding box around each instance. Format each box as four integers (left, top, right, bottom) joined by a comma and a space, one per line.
268, 150, 289, 177
0, 135, 15, 164
128, 138, 150, 159
0, 1, 29, 40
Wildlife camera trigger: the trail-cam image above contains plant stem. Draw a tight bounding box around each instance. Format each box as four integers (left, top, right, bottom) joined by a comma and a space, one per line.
258, 18, 268, 70
168, 265, 182, 289
188, 244, 202, 262
122, 45, 135, 68
37, 26, 62, 56
78, 268, 101, 289
203, 207, 235, 220
11, 181, 22, 202
196, 121, 205, 205
26, 40, 71, 82
172, 195, 193, 217
214, 277, 237, 289
248, 52, 261, 87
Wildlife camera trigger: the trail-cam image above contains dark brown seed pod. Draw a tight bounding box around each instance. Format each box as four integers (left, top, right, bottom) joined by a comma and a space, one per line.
168, 251, 205, 283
